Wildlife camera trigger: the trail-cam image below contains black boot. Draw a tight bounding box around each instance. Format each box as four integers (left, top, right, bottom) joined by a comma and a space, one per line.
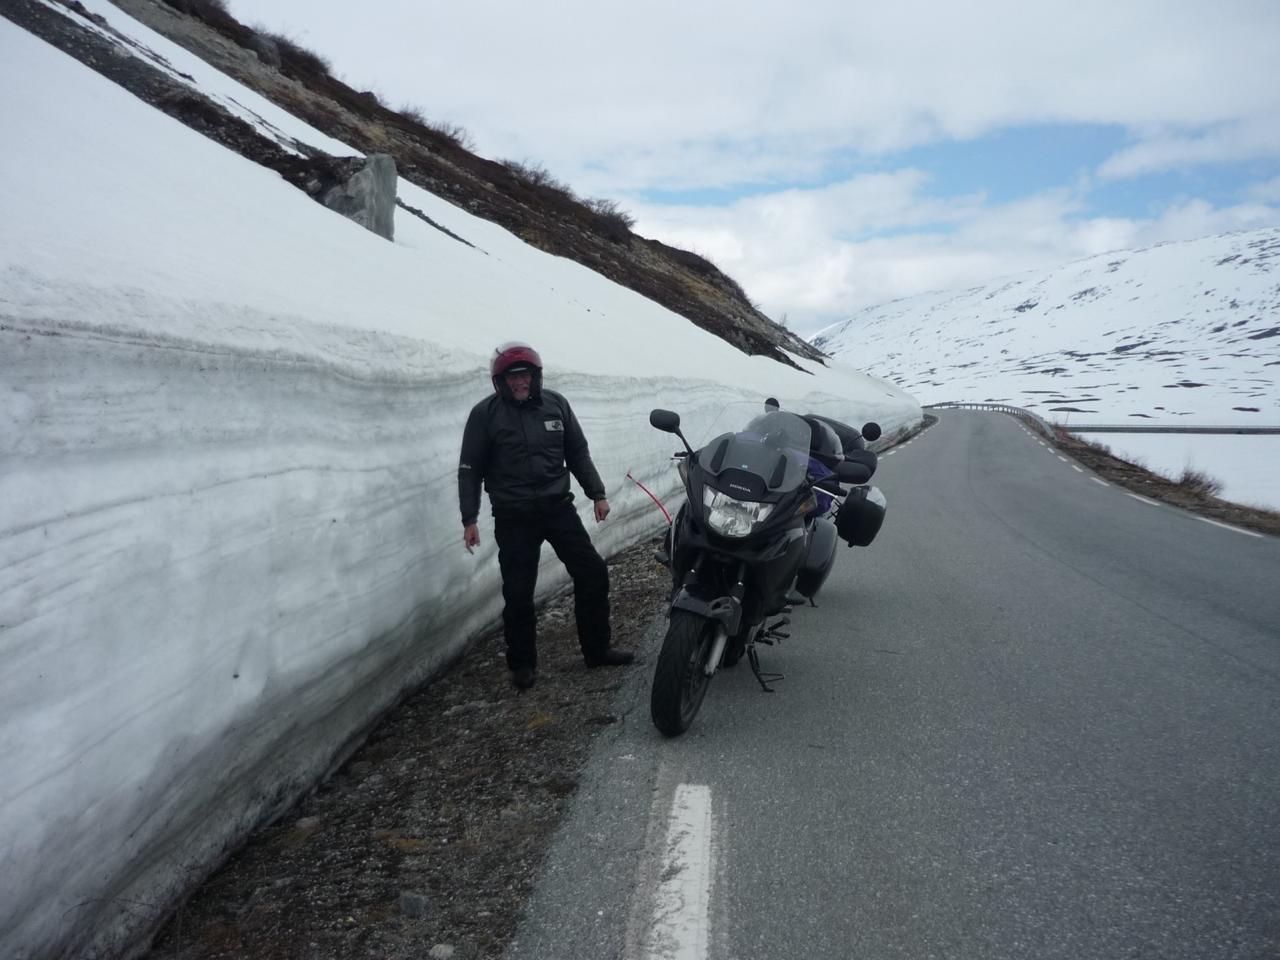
511, 665, 536, 689
584, 648, 636, 667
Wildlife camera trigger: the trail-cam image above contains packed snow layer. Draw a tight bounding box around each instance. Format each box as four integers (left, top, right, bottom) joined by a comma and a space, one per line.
813, 228, 1280, 428
0, 13, 918, 960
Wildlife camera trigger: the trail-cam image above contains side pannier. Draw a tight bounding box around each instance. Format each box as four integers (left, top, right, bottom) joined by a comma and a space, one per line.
795, 517, 838, 598
835, 485, 887, 547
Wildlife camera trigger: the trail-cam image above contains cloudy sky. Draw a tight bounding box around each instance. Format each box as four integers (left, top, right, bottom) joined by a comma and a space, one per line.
229, 0, 1280, 335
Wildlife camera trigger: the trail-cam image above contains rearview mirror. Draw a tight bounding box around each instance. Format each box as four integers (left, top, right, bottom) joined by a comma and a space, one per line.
861, 421, 882, 443
650, 409, 681, 433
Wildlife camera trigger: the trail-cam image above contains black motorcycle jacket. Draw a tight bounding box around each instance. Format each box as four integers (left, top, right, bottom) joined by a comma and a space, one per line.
458, 388, 606, 525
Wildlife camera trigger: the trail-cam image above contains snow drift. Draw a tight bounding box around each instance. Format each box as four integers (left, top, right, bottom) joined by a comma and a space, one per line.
0, 7, 918, 958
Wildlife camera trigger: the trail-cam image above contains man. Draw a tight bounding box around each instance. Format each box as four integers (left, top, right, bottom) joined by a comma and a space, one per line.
459, 341, 635, 689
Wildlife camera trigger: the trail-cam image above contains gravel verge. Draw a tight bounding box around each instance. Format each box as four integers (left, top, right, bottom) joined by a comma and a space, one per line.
144, 534, 670, 960
1050, 429, 1280, 537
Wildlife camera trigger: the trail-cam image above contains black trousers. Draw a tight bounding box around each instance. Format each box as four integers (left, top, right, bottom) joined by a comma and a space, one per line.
493, 497, 611, 670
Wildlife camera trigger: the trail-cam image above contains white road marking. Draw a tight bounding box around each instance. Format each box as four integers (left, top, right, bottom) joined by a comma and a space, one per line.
884, 450, 896, 456
646, 784, 715, 960
1197, 517, 1264, 538
1092, 477, 1110, 487
1072, 465, 1084, 473
1056, 456, 1069, 463
1125, 492, 1159, 506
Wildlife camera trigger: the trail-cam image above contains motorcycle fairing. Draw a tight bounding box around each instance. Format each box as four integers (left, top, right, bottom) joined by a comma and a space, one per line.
700, 431, 810, 493
670, 586, 743, 636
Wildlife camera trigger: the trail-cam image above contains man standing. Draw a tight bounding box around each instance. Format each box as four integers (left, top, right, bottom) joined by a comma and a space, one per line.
459, 341, 635, 689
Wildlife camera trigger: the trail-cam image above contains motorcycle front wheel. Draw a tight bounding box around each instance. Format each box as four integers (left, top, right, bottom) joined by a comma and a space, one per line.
650, 609, 716, 736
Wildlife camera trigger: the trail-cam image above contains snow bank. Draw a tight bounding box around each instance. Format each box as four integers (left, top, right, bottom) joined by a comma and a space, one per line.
0, 12, 917, 959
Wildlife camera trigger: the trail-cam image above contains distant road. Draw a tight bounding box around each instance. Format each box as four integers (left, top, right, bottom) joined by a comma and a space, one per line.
507, 409, 1280, 960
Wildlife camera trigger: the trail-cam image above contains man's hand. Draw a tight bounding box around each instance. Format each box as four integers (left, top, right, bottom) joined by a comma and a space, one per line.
594, 498, 610, 523
463, 523, 481, 553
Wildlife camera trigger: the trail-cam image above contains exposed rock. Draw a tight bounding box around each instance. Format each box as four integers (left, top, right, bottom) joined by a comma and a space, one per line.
321, 154, 396, 241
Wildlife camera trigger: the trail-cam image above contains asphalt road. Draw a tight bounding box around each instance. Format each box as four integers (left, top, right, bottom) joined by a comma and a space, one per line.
507, 410, 1280, 960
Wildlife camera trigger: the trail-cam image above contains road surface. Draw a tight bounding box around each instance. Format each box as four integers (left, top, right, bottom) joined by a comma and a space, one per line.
507, 409, 1280, 960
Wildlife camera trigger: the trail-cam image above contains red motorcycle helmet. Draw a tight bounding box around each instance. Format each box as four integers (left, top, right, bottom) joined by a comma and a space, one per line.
490, 341, 544, 399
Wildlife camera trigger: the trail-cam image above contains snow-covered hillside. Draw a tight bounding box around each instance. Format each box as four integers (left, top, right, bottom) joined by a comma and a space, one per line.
813, 228, 1280, 425
0, 4, 918, 959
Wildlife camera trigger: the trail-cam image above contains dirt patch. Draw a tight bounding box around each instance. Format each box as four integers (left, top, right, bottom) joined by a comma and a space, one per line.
1052, 430, 1280, 537
144, 535, 671, 960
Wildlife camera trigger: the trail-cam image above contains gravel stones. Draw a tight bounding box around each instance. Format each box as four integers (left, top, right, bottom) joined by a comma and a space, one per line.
398, 891, 430, 919
145, 534, 667, 959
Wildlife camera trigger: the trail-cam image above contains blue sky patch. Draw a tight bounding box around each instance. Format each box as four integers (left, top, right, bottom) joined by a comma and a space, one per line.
636, 123, 1278, 230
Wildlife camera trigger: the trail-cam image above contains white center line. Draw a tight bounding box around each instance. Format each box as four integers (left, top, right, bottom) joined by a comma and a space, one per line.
1056, 456, 1069, 463
1092, 477, 1110, 487
1125, 492, 1159, 506
1071, 465, 1084, 473
1197, 517, 1264, 538
646, 784, 715, 960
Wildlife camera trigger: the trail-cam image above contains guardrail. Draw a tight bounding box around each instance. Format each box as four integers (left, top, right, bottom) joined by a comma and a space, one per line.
925, 402, 1280, 435
925, 401, 1056, 437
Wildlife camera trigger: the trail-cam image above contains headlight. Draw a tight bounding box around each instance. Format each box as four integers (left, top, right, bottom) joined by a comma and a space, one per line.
703, 487, 773, 538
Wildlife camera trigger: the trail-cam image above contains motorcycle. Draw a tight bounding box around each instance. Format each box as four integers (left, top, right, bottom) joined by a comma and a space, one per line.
646, 403, 877, 736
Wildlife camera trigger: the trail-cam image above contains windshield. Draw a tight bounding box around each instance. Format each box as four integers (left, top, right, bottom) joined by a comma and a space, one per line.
695, 404, 811, 494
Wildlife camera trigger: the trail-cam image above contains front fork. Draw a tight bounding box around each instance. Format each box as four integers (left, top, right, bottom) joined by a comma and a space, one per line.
669, 554, 748, 676
704, 626, 729, 676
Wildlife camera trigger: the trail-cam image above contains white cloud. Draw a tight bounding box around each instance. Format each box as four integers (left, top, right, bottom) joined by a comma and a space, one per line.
1099, 121, 1280, 180
232, 0, 1280, 193
633, 177, 1280, 333
1133, 198, 1280, 243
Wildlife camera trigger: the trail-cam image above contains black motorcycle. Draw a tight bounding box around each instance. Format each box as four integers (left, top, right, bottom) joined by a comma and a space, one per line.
647, 405, 877, 736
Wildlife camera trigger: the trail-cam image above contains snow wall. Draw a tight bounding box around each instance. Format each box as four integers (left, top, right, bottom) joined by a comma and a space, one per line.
0, 11, 921, 959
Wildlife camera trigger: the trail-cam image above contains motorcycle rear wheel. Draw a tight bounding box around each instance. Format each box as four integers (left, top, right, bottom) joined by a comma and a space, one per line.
651, 610, 716, 736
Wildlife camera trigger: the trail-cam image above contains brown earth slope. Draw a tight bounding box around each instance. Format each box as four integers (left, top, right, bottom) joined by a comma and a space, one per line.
75, 0, 824, 368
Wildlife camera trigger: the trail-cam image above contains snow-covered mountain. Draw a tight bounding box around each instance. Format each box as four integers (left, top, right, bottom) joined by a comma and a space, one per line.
813, 228, 1280, 426
0, 4, 918, 959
